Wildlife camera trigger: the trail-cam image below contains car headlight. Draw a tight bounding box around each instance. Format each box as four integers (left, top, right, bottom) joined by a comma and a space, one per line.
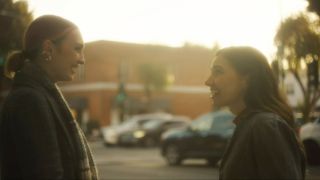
107, 130, 117, 137
133, 130, 146, 138
161, 131, 169, 140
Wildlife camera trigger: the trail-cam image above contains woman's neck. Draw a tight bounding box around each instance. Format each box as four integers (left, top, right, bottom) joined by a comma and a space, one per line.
34, 61, 58, 83
229, 101, 247, 115
33, 61, 58, 83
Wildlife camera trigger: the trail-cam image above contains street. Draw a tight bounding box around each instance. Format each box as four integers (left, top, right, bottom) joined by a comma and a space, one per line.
90, 141, 320, 180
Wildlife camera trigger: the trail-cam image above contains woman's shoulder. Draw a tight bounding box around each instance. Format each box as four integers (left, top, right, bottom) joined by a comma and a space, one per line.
250, 111, 282, 121
11, 86, 44, 96
1, 87, 51, 118
5, 87, 48, 106
249, 111, 292, 132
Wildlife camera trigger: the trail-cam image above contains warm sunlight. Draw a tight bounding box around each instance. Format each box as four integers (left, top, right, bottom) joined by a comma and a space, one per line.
26, 0, 307, 58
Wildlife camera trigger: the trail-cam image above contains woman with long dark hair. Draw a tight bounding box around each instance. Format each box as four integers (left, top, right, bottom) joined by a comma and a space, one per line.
205, 46, 306, 179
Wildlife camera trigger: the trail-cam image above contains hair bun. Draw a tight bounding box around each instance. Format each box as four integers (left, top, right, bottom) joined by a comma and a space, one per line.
4, 50, 26, 79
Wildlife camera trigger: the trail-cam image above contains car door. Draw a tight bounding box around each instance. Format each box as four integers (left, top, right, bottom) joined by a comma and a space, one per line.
184, 117, 214, 157
311, 118, 320, 146
203, 113, 235, 156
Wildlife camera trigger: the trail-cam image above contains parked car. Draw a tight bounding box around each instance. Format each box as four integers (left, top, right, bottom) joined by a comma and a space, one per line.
299, 117, 320, 165
160, 109, 235, 166
118, 116, 190, 147
101, 112, 172, 146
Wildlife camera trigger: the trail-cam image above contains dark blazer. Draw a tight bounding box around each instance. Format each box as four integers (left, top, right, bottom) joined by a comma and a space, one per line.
0, 63, 79, 179
219, 111, 306, 180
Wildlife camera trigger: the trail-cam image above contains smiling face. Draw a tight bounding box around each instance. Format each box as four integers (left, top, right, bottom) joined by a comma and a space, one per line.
45, 29, 85, 82
205, 55, 248, 114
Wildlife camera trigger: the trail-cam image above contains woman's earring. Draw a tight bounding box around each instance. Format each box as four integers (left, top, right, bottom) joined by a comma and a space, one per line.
46, 55, 52, 61
42, 51, 52, 61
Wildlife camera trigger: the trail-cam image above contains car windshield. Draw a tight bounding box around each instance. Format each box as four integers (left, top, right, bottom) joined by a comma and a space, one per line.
143, 119, 163, 129
190, 111, 235, 133
121, 120, 137, 129
190, 114, 213, 131
210, 114, 235, 134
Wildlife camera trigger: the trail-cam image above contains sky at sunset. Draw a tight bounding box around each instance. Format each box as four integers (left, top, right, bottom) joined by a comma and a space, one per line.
25, 0, 308, 58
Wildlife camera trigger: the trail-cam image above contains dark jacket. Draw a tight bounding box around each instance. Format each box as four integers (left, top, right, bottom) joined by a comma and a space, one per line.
0, 63, 85, 179
219, 110, 306, 180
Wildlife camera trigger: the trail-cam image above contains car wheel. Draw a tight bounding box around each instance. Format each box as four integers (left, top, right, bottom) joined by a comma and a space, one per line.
206, 158, 220, 167
164, 144, 182, 165
103, 142, 114, 147
303, 140, 320, 165
144, 137, 156, 147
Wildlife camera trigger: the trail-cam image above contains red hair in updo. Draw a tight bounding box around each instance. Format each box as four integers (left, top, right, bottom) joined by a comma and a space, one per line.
5, 15, 78, 79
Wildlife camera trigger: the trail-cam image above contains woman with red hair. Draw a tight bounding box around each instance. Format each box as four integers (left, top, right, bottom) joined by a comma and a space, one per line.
0, 15, 98, 180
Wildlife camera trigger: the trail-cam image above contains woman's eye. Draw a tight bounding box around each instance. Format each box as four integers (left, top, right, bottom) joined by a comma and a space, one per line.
212, 69, 223, 75
75, 47, 82, 52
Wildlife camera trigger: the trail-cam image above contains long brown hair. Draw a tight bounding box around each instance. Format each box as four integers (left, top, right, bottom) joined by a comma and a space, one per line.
5, 15, 78, 79
216, 46, 295, 128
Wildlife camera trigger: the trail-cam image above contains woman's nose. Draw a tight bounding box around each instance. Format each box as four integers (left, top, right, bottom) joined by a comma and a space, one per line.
78, 53, 85, 65
78, 57, 85, 65
205, 75, 212, 86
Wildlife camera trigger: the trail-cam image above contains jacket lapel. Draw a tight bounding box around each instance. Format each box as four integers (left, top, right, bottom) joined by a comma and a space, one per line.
219, 109, 259, 170
219, 124, 239, 170
41, 89, 76, 157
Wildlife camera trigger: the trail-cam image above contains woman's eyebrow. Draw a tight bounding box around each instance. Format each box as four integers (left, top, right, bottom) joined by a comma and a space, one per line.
75, 42, 84, 48
212, 64, 223, 70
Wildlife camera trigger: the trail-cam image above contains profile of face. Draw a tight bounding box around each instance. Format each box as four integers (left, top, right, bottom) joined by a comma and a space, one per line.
205, 55, 248, 112
44, 29, 85, 82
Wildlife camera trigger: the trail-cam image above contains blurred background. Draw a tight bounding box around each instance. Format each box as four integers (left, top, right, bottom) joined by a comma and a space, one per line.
1, 0, 320, 179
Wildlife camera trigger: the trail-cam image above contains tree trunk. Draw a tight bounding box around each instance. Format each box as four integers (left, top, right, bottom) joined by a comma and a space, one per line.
302, 99, 312, 123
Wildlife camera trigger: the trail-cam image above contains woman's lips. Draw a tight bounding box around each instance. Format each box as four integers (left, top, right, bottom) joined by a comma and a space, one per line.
71, 66, 78, 74
210, 89, 219, 99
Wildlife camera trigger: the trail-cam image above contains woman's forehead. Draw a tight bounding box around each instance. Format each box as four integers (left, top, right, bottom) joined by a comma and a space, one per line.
63, 29, 83, 44
210, 55, 225, 68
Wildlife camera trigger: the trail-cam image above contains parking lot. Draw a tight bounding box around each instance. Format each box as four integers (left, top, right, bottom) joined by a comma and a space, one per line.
90, 141, 320, 180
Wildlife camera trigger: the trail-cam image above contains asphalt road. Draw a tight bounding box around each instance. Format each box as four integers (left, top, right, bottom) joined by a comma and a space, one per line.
90, 141, 320, 180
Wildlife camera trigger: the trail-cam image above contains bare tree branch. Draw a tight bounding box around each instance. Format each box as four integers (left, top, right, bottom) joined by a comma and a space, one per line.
310, 90, 320, 110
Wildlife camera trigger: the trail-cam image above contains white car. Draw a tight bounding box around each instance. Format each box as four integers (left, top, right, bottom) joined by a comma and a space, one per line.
299, 117, 320, 165
101, 113, 172, 146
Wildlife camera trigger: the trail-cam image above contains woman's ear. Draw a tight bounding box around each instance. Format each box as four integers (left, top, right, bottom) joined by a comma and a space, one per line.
42, 40, 54, 55
40, 40, 55, 61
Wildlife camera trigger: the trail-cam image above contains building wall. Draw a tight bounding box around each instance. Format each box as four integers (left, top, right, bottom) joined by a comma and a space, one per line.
60, 40, 215, 126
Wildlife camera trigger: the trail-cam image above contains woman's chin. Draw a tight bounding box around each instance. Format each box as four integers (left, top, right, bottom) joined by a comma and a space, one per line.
212, 100, 225, 108
59, 75, 74, 82
67, 73, 77, 81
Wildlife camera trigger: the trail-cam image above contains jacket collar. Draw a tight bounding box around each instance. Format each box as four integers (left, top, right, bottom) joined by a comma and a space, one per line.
233, 108, 262, 125
13, 62, 57, 92
220, 108, 261, 172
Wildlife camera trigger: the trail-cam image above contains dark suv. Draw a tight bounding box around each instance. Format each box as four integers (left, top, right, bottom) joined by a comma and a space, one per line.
160, 110, 235, 166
